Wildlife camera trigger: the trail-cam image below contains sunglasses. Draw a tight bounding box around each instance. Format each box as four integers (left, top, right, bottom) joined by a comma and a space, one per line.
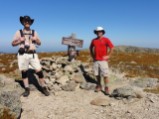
23, 19, 31, 24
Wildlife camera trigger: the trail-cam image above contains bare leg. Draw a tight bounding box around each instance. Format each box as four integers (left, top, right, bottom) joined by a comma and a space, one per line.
104, 77, 109, 95
39, 78, 46, 87
21, 70, 30, 97
23, 78, 29, 88
95, 75, 102, 92
36, 70, 50, 96
96, 75, 101, 86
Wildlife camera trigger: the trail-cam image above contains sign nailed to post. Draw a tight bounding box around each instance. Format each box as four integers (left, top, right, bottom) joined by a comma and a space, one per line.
62, 34, 84, 48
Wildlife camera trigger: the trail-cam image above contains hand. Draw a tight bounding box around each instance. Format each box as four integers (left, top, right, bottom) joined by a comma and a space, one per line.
19, 37, 25, 43
103, 55, 110, 60
31, 36, 37, 43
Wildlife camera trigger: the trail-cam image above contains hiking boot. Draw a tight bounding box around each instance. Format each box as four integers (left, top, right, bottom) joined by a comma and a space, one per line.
104, 87, 110, 95
95, 85, 102, 92
23, 87, 30, 97
41, 87, 50, 96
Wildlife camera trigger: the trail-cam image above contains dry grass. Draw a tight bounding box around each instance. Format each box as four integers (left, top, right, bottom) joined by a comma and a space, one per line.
144, 86, 159, 94
0, 54, 17, 73
0, 108, 16, 119
109, 52, 159, 78
0, 50, 159, 79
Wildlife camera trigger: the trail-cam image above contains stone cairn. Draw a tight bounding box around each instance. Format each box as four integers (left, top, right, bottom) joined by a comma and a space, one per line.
40, 56, 96, 93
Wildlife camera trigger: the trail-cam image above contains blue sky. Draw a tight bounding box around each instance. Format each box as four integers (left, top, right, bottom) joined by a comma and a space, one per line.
0, 0, 159, 52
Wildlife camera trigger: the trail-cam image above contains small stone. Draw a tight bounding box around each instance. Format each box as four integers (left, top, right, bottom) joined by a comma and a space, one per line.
1, 68, 6, 71
80, 82, 96, 90
90, 98, 109, 106
51, 63, 58, 70
54, 71, 63, 79
61, 81, 78, 91
126, 110, 131, 113
109, 103, 115, 106
64, 65, 74, 73
56, 75, 69, 85
72, 73, 85, 83
52, 84, 62, 91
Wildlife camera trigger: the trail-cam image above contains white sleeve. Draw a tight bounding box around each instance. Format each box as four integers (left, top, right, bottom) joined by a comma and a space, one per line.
12, 30, 21, 41
35, 31, 41, 41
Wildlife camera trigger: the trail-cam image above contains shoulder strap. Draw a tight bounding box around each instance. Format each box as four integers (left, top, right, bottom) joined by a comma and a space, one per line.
19, 29, 35, 37
19, 29, 24, 37
32, 30, 35, 37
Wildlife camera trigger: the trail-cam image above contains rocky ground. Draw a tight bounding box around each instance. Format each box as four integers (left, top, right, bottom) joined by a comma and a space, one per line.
20, 77, 159, 119
0, 46, 159, 119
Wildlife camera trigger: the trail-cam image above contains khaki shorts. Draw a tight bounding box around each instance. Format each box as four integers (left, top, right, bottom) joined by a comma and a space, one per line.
93, 61, 109, 77
17, 53, 41, 71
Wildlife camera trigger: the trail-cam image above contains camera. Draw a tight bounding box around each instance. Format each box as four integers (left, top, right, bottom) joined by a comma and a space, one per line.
25, 45, 30, 49
18, 48, 25, 55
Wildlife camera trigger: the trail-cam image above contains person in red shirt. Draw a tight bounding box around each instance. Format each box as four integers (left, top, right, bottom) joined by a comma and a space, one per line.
90, 26, 114, 95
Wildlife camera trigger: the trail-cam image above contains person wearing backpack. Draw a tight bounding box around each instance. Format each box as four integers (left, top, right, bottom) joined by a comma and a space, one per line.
12, 16, 50, 97
90, 26, 114, 95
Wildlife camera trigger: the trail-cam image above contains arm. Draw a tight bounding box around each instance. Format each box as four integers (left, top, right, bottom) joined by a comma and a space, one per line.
32, 32, 41, 45
107, 47, 114, 57
35, 37, 41, 45
12, 31, 24, 47
12, 39, 21, 46
103, 38, 114, 60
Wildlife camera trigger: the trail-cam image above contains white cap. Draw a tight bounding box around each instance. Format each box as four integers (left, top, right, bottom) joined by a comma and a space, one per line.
95, 26, 105, 31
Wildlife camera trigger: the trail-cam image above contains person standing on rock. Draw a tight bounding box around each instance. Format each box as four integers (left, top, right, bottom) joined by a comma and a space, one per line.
12, 16, 50, 97
90, 26, 114, 95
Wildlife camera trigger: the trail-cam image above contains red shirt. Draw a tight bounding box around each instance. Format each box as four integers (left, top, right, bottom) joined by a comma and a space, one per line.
90, 37, 114, 61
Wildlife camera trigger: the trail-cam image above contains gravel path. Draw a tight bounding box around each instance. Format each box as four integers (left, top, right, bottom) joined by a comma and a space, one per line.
20, 88, 159, 119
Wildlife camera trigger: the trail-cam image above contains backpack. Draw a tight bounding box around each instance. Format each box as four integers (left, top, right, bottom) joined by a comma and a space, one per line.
19, 29, 35, 37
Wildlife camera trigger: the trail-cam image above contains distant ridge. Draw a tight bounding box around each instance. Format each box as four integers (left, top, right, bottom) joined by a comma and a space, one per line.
114, 45, 159, 54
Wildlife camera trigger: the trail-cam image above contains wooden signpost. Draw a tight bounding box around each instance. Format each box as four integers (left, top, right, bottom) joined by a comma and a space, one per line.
62, 34, 84, 48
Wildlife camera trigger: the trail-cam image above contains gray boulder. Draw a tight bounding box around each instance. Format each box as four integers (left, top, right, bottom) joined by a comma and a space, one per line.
61, 81, 78, 91
110, 86, 137, 99
0, 75, 23, 119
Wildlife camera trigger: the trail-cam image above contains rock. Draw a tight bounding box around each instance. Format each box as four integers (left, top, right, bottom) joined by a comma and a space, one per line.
131, 78, 158, 88
130, 61, 137, 65
134, 88, 145, 99
51, 83, 62, 92
80, 82, 96, 90
64, 65, 74, 73
29, 84, 37, 91
0, 77, 5, 87
51, 63, 58, 70
90, 98, 109, 106
0, 90, 22, 118
40, 56, 99, 93
57, 64, 62, 68
45, 78, 50, 84
50, 78, 56, 83
42, 65, 51, 72
72, 73, 86, 83
56, 75, 69, 85
54, 71, 64, 79
61, 81, 78, 91
0, 75, 23, 119
2, 68, 6, 71
111, 86, 136, 99
40, 58, 52, 66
